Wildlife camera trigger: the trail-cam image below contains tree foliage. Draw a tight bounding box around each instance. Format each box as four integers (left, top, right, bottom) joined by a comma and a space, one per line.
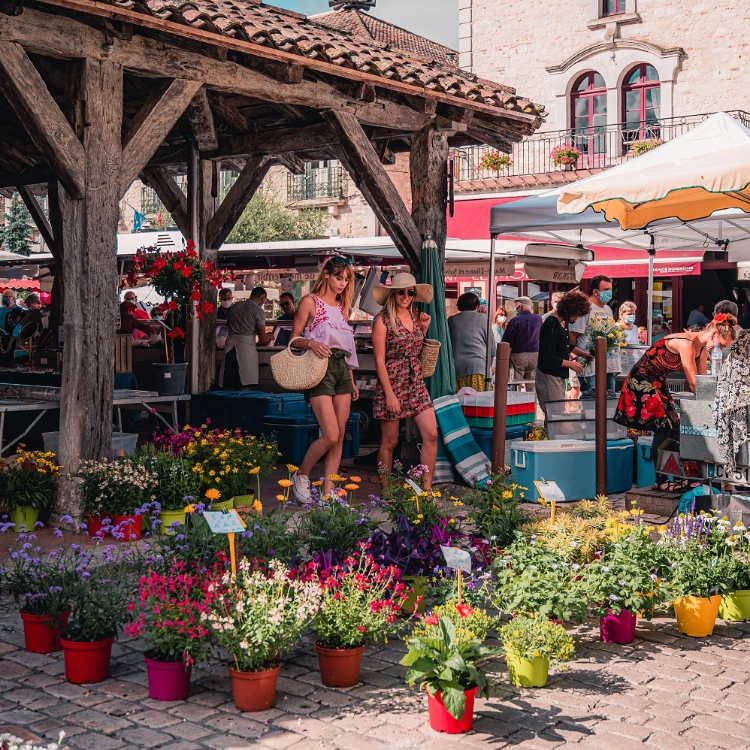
226, 192, 326, 244
1, 192, 32, 256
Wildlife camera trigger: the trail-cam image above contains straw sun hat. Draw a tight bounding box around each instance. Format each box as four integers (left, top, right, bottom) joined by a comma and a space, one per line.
373, 272, 433, 306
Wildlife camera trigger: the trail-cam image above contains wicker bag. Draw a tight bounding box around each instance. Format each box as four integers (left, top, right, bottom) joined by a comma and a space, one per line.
419, 338, 441, 378
270, 337, 328, 391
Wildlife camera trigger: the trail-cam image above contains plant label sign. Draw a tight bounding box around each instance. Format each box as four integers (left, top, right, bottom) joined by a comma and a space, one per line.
203, 510, 246, 534
405, 479, 423, 496
440, 546, 472, 573
534, 480, 566, 505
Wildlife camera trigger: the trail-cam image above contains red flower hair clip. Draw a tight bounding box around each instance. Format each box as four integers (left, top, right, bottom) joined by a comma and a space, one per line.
713, 313, 728, 324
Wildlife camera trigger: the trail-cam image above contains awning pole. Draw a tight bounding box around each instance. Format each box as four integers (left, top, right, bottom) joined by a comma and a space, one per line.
486, 235, 497, 388
646, 234, 655, 344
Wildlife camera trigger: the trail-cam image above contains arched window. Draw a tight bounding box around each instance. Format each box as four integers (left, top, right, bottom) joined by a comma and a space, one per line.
571, 71, 607, 163
622, 64, 661, 144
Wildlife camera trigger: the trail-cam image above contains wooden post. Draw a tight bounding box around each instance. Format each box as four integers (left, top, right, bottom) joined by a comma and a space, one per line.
595, 336, 608, 496
492, 342, 511, 475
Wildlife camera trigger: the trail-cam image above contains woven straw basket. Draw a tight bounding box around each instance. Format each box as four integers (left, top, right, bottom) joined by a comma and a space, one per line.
270, 337, 328, 391
419, 339, 441, 378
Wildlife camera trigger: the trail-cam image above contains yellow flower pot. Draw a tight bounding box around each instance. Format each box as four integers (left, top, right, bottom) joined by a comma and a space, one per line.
719, 590, 750, 622
506, 652, 549, 688
673, 595, 722, 637
209, 498, 234, 512
158, 510, 187, 535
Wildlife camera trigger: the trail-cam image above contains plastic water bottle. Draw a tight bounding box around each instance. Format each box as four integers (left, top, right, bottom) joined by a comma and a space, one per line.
711, 344, 723, 375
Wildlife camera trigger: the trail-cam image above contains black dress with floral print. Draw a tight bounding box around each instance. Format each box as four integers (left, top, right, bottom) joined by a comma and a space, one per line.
373, 310, 433, 421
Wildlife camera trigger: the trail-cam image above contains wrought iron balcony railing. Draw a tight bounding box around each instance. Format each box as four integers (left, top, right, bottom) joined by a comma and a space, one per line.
453, 111, 750, 183
287, 165, 347, 203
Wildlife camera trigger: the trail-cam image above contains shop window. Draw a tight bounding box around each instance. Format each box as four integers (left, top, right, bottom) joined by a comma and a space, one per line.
622, 64, 661, 145
602, 0, 625, 15
570, 71, 608, 164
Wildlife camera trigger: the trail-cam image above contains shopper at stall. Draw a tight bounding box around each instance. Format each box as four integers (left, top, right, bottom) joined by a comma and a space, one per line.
123, 290, 150, 341
542, 292, 564, 321
0, 290, 24, 335
219, 286, 270, 390
502, 296, 542, 388
117, 301, 155, 339
289, 256, 358, 504
614, 313, 737, 488
618, 301, 640, 345
536, 292, 589, 418
371, 273, 437, 491
448, 292, 488, 391
275, 292, 296, 347
492, 308, 507, 344
686, 303, 710, 328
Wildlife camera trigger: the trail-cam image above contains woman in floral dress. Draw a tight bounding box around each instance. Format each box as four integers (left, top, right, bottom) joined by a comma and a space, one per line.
372, 273, 437, 490
614, 313, 737, 487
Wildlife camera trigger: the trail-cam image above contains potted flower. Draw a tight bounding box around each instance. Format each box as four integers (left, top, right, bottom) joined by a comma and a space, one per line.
204, 559, 321, 712
2, 527, 73, 653
78, 458, 157, 541
129, 241, 223, 395
629, 137, 662, 156
401, 603, 500, 733
0, 450, 60, 531
479, 151, 513, 172
550, 143, 581, 169
125, 559, 216, 700
60, 544, 138, 683
311, 550, 409, 687
719, 521, 750, 621
500, 612, 575, 688
659, 513, 730, 637
585, 529, 664, 644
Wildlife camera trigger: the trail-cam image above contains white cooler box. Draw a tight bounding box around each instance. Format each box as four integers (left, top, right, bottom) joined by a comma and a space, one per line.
43, 431, 138, 462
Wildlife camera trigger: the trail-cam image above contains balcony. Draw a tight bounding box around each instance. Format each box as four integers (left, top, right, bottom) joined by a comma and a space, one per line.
453, 111, 750, 190
287, 165, 347, 205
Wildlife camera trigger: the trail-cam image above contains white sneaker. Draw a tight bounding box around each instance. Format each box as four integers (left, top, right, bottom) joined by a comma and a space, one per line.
292, 472, 311, 504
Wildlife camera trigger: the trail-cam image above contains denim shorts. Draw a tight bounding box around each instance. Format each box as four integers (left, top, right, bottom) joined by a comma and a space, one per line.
305, 349, 353, 400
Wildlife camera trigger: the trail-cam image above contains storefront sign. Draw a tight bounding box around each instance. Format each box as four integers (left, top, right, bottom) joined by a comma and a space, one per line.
248, 271, 318, 282
738, 264, 750, 281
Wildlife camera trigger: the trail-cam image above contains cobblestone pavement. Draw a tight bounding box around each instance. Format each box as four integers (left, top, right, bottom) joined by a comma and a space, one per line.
1, 607, 750, 750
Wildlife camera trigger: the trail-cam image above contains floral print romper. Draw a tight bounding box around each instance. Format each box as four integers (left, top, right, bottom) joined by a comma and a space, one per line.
373, 310, 433, 421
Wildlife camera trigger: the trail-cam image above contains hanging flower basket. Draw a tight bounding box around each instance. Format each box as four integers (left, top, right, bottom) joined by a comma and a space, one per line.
479, 151, 513, 172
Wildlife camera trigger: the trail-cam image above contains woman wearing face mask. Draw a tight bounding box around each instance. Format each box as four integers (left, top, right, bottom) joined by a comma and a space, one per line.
492, 309, 507, 345
617, 301, 640, 345
614, 313, 737, 489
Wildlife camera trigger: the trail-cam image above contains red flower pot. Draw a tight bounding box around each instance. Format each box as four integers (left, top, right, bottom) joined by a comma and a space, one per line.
599, 609, 637, 644
426, 686, 477, 733
145, 655, 192, 701
316, 643, 364, 688
228, 663, 280, 712
61, 637, 115, 684
86, 515, 110, 538
112, 515, 142, 541
21, 611, 69, 654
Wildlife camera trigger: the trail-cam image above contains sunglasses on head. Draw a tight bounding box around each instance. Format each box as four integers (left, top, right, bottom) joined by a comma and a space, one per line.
330, 254, 353, 266
396, 289, 417, 298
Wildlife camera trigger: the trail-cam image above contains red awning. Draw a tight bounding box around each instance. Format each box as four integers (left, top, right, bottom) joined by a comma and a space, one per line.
448, 197, 524, 239
582, 248, 703, 279
0, 279, 41, 290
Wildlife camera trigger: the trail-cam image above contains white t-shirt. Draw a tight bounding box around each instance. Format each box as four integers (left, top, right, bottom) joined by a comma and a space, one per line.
569, 303, 620, 375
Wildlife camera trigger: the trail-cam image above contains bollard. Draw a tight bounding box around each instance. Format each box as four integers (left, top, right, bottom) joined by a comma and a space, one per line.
595, 336, 607, 496
491, 342, 511, 476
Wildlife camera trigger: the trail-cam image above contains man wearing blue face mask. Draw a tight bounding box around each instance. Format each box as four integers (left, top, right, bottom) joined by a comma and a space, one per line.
0, 290, 24, 335
569, 275, 618, 392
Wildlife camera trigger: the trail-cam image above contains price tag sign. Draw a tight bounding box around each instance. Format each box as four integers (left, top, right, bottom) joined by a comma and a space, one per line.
405, 479, 423, 496
534, 480, 566, 505
203, 510, 246, 534
440, 545, 472, 574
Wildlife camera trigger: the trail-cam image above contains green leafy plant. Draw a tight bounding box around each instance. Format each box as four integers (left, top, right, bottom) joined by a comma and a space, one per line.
499, 612, 575, 663
135, 448, 200, 511
227, 192, 326, 244
465, 470, 527, 550
379, 463, 450, 529
722, 520, 750, 591
0, 450, 60, 511
401, 603, 500, 719
236, 508, 303, 564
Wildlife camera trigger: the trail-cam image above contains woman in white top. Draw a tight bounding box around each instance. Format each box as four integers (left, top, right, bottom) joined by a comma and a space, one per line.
618, 301, 640, 346
289, 256, 358, 504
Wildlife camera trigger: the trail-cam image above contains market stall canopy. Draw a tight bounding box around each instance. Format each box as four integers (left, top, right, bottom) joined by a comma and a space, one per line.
557, 112, 750, 229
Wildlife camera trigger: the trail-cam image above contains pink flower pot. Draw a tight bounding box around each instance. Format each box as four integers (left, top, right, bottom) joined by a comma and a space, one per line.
145, 655, 192, 701
599, 609, 637, 644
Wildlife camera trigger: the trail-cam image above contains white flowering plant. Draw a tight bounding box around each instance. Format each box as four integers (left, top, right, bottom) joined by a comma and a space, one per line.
78, 458, 157, 518
204, 559, 322, 672
0, 732, 67, 750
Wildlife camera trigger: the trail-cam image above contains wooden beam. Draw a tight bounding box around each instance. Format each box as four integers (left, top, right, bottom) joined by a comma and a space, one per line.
323, 110, 421, 271
275, 153, 305, 175
210, 122, 336, 159
0, 42, 84, 198
207, 92, 248, 132
410, 124, 448, 260
185, 87, 218, 151
141, 166, 189, 237
0, 166, 54, 189
18, 185, 55, 251
205, 154, 273, 250
120, 78, 202, 194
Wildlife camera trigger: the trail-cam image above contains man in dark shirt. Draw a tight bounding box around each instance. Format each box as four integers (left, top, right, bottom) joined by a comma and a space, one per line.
275, 292, 296, 347
502, 296, 542, 387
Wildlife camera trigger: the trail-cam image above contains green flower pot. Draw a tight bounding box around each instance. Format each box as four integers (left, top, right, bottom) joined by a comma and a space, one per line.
720, 590, 750, 622
209, 498, 234, 512
402, 575, 429, 615
9, 506, 40, 532
159, 510, 187, 535
506, 652, 549, 688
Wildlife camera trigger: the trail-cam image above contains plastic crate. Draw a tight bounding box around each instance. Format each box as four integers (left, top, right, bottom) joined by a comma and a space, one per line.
228, 392, 308, 434
636, 435, 656, 488
608, 438, 635, 494
545, 399, 619, 422
458, 390, 535, 419
262, 413, 360, 464
465, 413, 536, 429
43, 431, 138, 462
547, 419, 627, 441
469, 423, 533, 459
190, 392, 233, 430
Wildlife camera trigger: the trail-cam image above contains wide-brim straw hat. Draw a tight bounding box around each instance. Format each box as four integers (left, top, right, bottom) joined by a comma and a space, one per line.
373, 272, 433, 306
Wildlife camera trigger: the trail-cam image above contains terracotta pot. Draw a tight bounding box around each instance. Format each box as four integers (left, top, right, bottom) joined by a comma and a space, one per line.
425, 686, 477, 733
506, 652, 549, 688
21, 611, 69, 654
719, 590, 750, 622
112, 514, 142, 541
9, 506, 40, 532
228, 662, 280, 712
61, 636, 115, 684
673, 595, 722, 637
145, 655, 192, 701
599, 609, 637, 644
316, 643, 364, 687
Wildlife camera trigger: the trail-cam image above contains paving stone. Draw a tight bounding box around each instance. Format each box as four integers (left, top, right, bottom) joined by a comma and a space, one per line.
257, 729, 307, 748
98, 680, 150, 701
643, 733, 693, 750
163, 721, 216, 741
167, 702, 218, 722
5, 688, 60, 710
42, 702, 85, 719
276, 676, 316, 697
156, 743, 202, 750
681, 726, 748, 749
202, 737, 257, 750
70, 708, 133, 733
4, 651, 59, 668
67, 733, 125, 750
0, 660, 30, 678
117, 727, 174, 747
277, 694, 320, 714
0, 708, 47, 725
94, 699, 141, 717
128, 709, 183, 729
